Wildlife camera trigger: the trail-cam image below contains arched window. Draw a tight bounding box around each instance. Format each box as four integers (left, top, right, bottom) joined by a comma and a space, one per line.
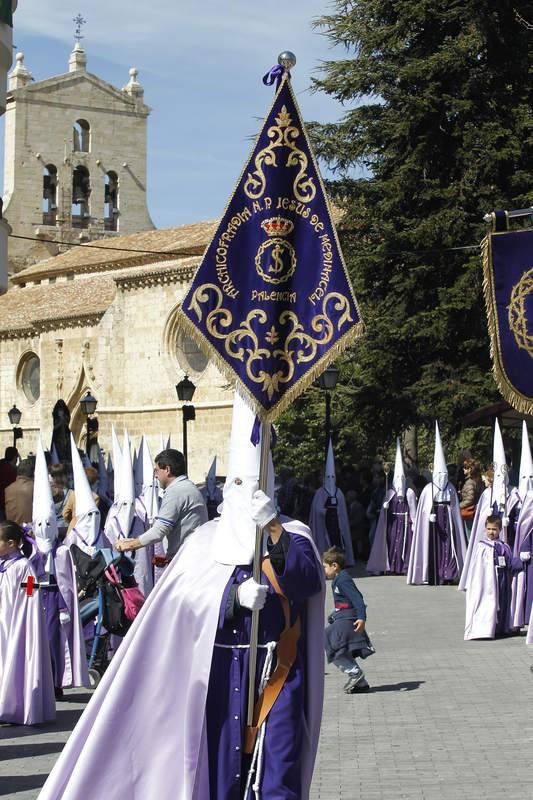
73, 119, 90, 152
104, 171, 119, 231
72, 165, 91, 229
42, 164, 58, 226
18, 353, 41, 403
177, 333, 208, 374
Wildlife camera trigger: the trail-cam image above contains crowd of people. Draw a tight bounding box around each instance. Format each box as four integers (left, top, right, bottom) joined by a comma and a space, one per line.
0, 409, 532, 797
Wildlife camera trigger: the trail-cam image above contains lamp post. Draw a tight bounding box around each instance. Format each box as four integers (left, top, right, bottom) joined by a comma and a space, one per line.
318, 365, 339, 450
7, 404, 23, 450
176, 375, 196, 475
79, 391, 98, 458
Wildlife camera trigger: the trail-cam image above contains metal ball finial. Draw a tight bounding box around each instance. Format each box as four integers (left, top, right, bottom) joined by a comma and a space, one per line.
278, 51, 296, 72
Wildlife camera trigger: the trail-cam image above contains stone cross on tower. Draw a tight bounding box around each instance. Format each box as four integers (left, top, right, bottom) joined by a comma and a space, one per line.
73, 13, 86, 43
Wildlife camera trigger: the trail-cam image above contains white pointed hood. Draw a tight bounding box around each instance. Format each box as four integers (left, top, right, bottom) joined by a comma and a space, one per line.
111, 425, 122, 493
213, 392, 264, 566
32, 438, 59, 571
519, 421, 533, 501
492, 418, 508, 509
324, 439, 336, 497
71, 433, 101, 546
138, 435, 159, 524
393, 437, 406, 497
115, 430, 135, 535
206, 456, 217, 499
432, 422, 450, 502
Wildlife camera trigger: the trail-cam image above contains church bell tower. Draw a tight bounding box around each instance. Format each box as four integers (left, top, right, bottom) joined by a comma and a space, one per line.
2, 33, 155, 276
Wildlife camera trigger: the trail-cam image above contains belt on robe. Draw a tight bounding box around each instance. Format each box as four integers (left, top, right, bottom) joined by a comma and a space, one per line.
244, 556, 301, 754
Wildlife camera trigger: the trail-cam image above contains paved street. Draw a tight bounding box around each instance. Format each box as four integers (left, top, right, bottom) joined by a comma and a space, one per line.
1, 569, 532, 800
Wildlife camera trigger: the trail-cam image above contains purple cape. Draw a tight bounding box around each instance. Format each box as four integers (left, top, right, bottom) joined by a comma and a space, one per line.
366, 488, 416, 575
0, 555, 56, 724
309, 486, 354, 565
37, 520, 325, 800
464, 539, 512, 639
407, 483, 466, 585
459, 486, 520, 591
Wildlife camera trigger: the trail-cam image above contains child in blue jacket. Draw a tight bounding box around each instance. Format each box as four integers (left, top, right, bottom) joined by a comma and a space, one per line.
323, 546, 375, 693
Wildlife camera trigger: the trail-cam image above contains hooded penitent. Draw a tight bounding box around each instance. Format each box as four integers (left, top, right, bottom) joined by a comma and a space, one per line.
432, 422, 450, 503
37, 392, 325, 800
510, 421, 533, 628
459, 420, 520, 591
407, 423, 466, 585
32, 439, 59, 575
212, 393, 263, 566
367, 438, 417, 576
65, 434, 101, 551
32, 440, 89, 691
308, 439, 355, 565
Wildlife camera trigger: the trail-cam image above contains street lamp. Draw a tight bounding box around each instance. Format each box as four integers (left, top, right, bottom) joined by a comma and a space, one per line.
80, 391, 98, 457
7, 404, 23, 449
175, 375, 196, 475
318, 365, 339, 450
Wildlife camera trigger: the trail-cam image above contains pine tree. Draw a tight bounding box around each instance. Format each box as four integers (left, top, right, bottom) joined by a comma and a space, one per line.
276, 1, 532, 475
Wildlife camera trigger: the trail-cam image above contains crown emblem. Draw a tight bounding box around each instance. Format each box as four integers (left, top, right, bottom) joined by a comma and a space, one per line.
261, 216, 294, 237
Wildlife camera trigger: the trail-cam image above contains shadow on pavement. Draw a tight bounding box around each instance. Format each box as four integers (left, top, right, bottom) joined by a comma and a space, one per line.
0, 706, 86, 740
370, 680, 425, 692
0, 741, 64, 759
0, 773, 47, 794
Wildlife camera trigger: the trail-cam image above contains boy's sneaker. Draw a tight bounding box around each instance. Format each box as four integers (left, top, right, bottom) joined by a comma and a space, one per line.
343, 671, 365, 692
347, 681, 370, 693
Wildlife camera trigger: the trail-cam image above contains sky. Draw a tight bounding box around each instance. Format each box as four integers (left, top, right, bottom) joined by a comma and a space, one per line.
2, 0, 352, 228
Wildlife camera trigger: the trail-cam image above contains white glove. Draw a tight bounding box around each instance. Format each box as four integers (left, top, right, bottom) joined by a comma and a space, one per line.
502, 516, 510, 527
250, 490, 277, 529
237, 578, 268, 611
383, 501, 389, 510
59, 611, 71, 625
429, 513, 436, 523
520, 552, 531, 562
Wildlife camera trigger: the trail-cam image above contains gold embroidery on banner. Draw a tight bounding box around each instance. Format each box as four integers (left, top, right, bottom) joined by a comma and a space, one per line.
244, 105, 316, 203
508, 266, 533, 358
188, 285, 352, 400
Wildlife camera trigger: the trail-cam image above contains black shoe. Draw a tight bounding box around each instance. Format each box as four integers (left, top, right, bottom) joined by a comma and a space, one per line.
348, 683, 370, 693
343, 672, 365, 693
54, 687, 64, 700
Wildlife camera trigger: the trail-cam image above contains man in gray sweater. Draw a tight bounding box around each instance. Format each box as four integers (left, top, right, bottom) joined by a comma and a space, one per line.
116, 449, 207, 560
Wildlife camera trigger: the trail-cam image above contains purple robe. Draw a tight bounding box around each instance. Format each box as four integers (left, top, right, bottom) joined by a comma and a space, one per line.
0, 554, 56, 724
407, 483, 466, 585
367, 488, 416, 575
459, 486, 520, 591
34, 545, 89, 689
309, 487, 354, 565
464, 539, 514, 639
511, 494, 533, 627
37, 520, 325, 800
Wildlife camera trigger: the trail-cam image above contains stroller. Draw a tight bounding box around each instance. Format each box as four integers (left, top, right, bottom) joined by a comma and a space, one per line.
70, 544, 140, 688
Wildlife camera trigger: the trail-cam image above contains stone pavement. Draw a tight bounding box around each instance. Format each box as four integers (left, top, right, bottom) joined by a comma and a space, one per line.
1, 570, 532, 799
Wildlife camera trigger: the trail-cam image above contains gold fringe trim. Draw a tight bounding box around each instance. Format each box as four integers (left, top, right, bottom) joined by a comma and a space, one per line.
482, 232, 533, 415
176, 307, 363, 422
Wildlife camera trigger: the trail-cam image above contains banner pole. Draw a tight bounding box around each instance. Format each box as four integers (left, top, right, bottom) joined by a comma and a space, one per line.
247, 421, 272, 727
